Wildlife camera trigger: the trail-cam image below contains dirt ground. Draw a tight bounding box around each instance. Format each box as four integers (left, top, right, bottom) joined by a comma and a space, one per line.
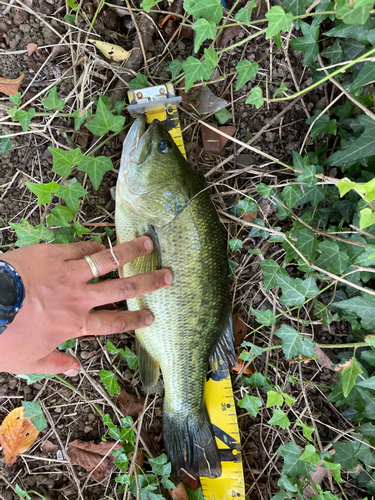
0, 0, 366, 498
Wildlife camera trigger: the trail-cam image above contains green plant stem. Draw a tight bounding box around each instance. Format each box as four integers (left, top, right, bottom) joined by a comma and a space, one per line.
268, 46, 375, 102
262, 341, 371, 353
54, 375, 104, 417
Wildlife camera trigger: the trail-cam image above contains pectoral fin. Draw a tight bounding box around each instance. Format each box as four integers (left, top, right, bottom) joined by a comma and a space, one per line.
130, 225, 162, 275
136, 338, 160, 390
209, 311, 237, 370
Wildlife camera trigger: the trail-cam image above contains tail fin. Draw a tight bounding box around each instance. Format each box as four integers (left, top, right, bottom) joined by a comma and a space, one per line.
163, 407, 221, 478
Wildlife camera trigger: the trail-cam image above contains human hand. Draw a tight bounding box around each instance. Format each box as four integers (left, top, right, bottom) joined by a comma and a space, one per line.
0, 237, 173, 376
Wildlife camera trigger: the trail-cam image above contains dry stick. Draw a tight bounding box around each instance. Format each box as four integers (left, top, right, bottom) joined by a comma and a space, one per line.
204, 95, 305, 178
41, 402, 84, 500
3, 0, 15, 15
125, 0, 148, 74
299, 91, 345, 154
317, 54, 375, 122
220, 209, 375, 297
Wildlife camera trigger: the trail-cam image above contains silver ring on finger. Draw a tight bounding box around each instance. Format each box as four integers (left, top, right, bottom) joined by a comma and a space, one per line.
84, 255, 100, 279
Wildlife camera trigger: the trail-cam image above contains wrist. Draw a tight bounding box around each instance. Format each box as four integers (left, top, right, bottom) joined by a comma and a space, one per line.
0, 259, 25, 334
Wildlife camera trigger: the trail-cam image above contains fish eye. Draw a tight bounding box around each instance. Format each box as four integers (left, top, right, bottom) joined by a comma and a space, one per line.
158, 139, 173, 154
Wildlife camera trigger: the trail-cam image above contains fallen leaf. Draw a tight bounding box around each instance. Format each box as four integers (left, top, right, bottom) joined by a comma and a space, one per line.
27, 43, 39, 57
233, 311, 248, 348
0, 406, 39, 465
68, 440, 121, 481
13, 9, 29, 26
88, 39, 131, 62
242, 211, 258, 222
0, 74, 24, 96
334, 358, 353, 372
195, 86, 228, 115
180, 471, 200, 491
116, 389, 144, 418
218, 25, 242, 47
232, 357, 255, 375
201, 123, 236, 154
304, 450, 335, 498
140, 425, 162, 458
314, 347, 334, 371
171, 482, 189, 499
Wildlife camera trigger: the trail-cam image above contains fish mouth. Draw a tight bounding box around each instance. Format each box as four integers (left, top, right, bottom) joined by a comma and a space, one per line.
122, 115, 159, 166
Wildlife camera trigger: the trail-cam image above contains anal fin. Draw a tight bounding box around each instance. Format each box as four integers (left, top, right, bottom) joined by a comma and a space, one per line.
209, 311, 237, 370
136, 338, 160, 390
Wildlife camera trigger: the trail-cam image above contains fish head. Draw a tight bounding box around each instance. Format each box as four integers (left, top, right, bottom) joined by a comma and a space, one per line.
117, 115, 199, 226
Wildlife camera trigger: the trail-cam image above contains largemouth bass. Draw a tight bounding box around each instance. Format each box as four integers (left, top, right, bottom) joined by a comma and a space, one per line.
115, 115, 236, 478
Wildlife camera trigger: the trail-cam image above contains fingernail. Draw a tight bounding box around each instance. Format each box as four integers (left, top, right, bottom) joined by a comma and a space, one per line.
144, 238, 153, 251
145, 313, 154, 325
164, 271, 173, 285
64, 367, 80, 377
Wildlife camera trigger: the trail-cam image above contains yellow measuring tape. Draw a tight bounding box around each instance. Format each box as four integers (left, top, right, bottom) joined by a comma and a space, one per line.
127, 84, 245, 500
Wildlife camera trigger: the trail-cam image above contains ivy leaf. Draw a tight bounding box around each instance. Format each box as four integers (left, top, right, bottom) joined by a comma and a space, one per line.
215, 108, 233, 124
12, 108, 35, 131
128, 72, 148, 89
72, 109, 90, 131
121, 347, 138, 370
237, 394, 262, 417
235, 61, 259, 91
266, 391, 284, 407
228, 259, 238, 278
257, 183, 274, 198
273, 78, 288, 98
348, 61, 375, 91
336, 0, 374, 25
149, 454, 171, 476
245, 87, 264, 108
265, 6, 293, 39
277, 442, 313, 477
167, 60, 182, 79
235, 1, 256, 25
315, 239, 350, 273
275, 274, 313, 306
299, 445, 320, 465
49, 147, 84, 177
237, 198, 258, 213
356, 376, 375, 389
334, 294, 375, 330
47, 206, 75, 227
25, 181, 60, 205
228, 238, 243, 250
77, 156, 113, 190
333, 441, 360, 470
313, 301, 335, 325
283, 0, 305, 28
336, 178, 356, 197
325, 115, 375, 166
192, 19, 216, 52
86, 96, 125, 136
182, 57, 213, 92
297, 420, 315, 441
22, 401, 47, 431
113, 448, 129, 471
16, 373, 54, 385
321, 39, 343, 65
0, 133, 13, 155
100, 369, 121, 396
306, 111, 337, 139
261, 259, 286, 291
239, 342, 263, 361
183, 0, 223, 24
359, 208, 375, 229
57, 179, 87, 212
342, 357, 363, 397
293, 151, 317, 186
248, 219, 270, 239
290, 21, 319, 64
204, 48, 217, 67
42, 86, 65, 111
250, 307, 276, 326
269, 409, 290, 429
276, 325, 316, 360
9, 220, 54, 247
14, 485, 31, 500
322, 460, 342, 482
140, 0, 162, 12
9, 92, 21, 106
103, 414, 121, 440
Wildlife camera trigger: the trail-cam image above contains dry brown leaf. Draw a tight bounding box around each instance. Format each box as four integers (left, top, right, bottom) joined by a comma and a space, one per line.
232, 357, 255, 375
289, 354, 314, 364
242, 211, 258, 223
0, 406, 39, 465
233, 311, 248, 348
171, 482, 189, 500
334, 358, 353, 372
68, 439, 121, 481
314, 347, 334, 370
0, 74, 24, 97
116, 389, 144, 418
27, 43, 39, 57
180, 471, 200, 491
218, 25, 242, 47
41, 439, 58, 456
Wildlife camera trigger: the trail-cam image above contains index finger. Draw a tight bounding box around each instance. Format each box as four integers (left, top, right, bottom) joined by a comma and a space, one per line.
73, 236, 153, 281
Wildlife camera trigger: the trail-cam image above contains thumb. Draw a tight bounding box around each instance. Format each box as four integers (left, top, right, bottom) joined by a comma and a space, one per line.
35, 351, 81, 376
